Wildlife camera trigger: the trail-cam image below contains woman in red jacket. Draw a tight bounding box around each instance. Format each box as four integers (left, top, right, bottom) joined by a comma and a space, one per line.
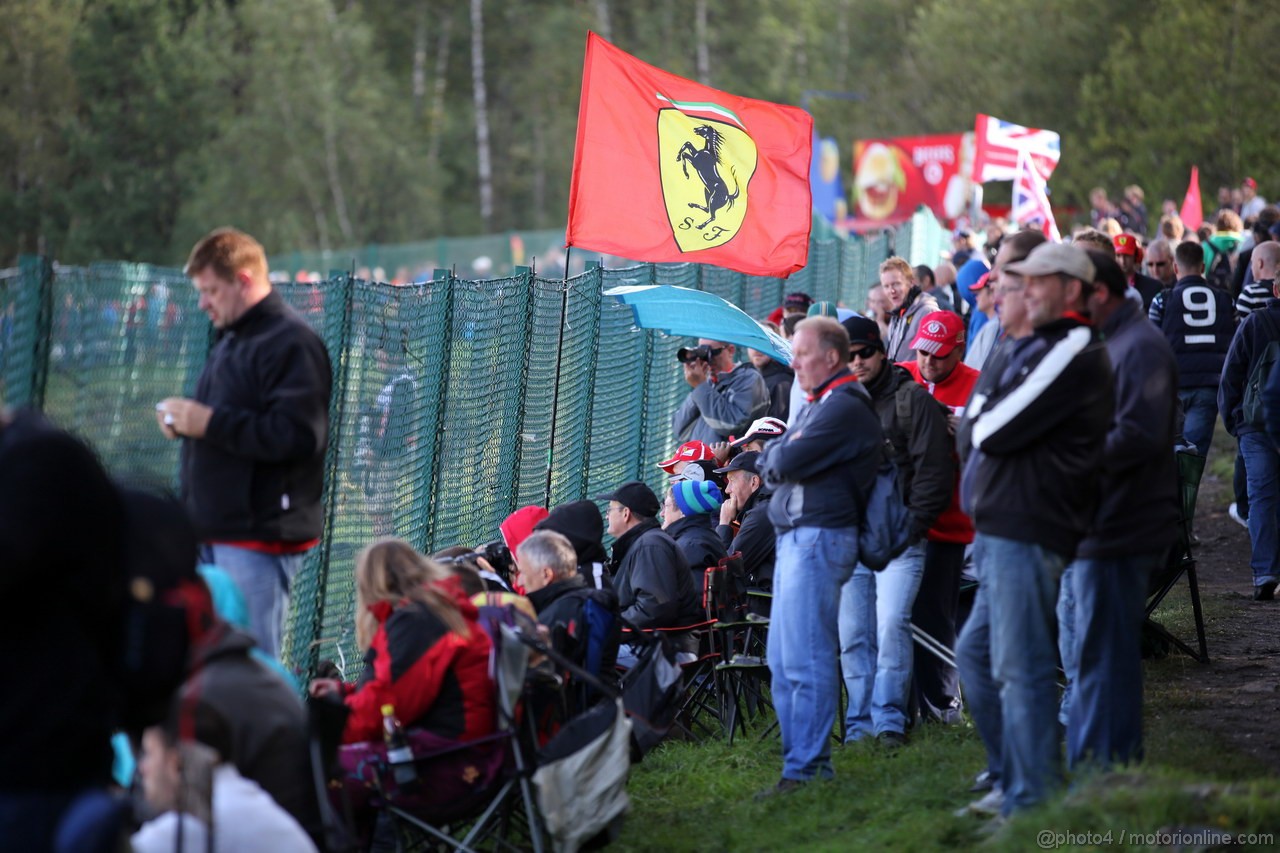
311, 538, 497, 830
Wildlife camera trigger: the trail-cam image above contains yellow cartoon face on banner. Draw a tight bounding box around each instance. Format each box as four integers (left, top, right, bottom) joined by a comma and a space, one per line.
658, 109, 757, 253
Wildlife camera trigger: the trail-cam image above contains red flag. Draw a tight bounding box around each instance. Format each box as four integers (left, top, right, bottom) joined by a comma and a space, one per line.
1180, 165, 1203, 231
566, 33, 812, 278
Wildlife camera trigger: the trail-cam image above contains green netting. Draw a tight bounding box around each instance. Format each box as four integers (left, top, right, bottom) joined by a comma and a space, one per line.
0, 215, 942, 684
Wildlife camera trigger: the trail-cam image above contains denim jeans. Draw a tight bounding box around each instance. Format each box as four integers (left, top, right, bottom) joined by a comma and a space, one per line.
1056, 562, 1078, 728
768, 526, 859, 781
204, 544, 306, 658
955, 533, 1066, 815
1240, 430, 1280, 587
839, 542, 926, 739
1063, 553, 1160, 770
1178, 386, 1218, 459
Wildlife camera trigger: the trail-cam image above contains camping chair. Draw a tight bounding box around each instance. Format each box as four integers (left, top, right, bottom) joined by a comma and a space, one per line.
1144, 449, 1210, 663
706, 556, 774, 743
619, 618, 721, 743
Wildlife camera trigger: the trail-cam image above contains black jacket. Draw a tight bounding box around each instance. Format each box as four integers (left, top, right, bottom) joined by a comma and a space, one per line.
1220, 299, 1280, 437
610, 519, 702, 628
716, 486, 775, 589
760, 369, 883, 533
1159, 275, 1234, 389
182, 290, 332, 542
759, 359, 794, 421
958, 317, 1114, 557
536, 500, 613, 590
528, 573, 621, 679
862, 362, 956, 543
1077, 300, 1179, 558
666, 513, 728, 575
183, 622, 322, 843
1131, 273, 1163, 313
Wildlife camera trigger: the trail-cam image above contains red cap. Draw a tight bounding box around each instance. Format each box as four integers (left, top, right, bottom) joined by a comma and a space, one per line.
1244, 177, 1258, 190
1113, 234, 1139, 257
909, 311, 966, 357
657, 440, 715, 473
967, 272, 991, 292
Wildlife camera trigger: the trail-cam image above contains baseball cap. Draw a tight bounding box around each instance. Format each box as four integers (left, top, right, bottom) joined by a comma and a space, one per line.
807, 301, 840, 318
841, 315, 885, 352
670, 480, 723, 516
595, 481, 661, 518
784, 291, 814, 309
714, 450, 761, 476
1244, 177, 1258, 190
1113, 234, 1139, 257
910, 311, 966, 357
657, 440, 715, 473
729, 416, 787, 448
968, 271, 991, 292
670, 459, 717, 484
1003, 242, 1095, 283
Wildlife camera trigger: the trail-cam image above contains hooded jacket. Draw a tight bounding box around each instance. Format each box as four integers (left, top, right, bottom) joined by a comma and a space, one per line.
759, 369, 883, 533
609, 519, 701, 628
536, 499, 613, 590
886, 286, 941, 363
340, 580, 495, 745
671, 361, 770, 445
181, 290, 332, 543
958, 316, 1114, 557
1077, 299, 1179, 558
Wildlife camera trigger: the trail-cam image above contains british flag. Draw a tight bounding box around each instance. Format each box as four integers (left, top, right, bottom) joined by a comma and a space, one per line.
1012, 150, 1061, 241
971, 113, 1060, 184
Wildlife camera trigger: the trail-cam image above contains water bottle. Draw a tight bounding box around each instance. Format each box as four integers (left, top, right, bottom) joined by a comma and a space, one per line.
381, 703, 418, 787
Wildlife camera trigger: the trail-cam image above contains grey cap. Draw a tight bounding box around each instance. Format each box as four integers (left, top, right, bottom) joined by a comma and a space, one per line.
1003, 242, 1095, 283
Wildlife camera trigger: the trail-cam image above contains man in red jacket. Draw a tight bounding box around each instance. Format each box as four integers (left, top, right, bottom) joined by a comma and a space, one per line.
898, 311, 980, 726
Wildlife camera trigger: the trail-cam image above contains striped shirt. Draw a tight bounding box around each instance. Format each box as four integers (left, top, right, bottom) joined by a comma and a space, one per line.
1236, 280, 1275, 320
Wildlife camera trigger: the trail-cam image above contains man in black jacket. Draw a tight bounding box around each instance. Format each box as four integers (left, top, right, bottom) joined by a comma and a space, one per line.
838, 315, 954, 747
517, 531, 621, 688
714, 451, 775, 591
1058, 251, 1178, 771
955, 242, 1114, 818
756, 317, 883, 793
156, 228, 332, 659
598, 480, 700, 630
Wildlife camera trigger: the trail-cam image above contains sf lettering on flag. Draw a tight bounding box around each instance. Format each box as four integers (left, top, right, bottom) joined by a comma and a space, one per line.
566, 32, 812, 278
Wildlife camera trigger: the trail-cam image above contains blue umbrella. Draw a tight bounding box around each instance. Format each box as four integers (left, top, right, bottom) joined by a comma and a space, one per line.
604, 284, 792, 365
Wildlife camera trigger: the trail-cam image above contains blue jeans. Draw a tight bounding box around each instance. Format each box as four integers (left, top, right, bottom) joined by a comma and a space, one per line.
768, 526, 859, 781
1240, 430, 1280, 587
1056, 562, 1078, 728
1178, 387, 1218, 459
954, 533, 1066, 815
204, 544, 306, 659
1064, 553, 1159, 770
839, 542, 926, 738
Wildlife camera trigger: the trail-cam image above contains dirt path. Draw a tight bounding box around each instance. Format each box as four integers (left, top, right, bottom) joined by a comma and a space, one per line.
1150, 463, 1280, 769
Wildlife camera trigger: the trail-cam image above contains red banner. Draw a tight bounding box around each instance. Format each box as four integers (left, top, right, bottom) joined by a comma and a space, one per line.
846, 134, 972, 231
566, 33, 812, 278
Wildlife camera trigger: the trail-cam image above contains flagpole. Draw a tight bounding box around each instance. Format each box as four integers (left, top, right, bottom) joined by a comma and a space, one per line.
543, 244, 573, 507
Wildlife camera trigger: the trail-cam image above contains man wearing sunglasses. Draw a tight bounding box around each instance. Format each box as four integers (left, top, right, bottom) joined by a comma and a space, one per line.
671, 337, 769, 446
836, 314, 954, 750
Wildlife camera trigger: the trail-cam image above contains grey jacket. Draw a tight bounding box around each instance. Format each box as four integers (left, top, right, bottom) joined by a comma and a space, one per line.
672, 362, 769, 444
885, 287, 940, 363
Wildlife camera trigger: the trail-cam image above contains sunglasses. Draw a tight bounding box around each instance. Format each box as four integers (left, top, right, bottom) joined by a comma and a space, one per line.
850, 345, 880, 360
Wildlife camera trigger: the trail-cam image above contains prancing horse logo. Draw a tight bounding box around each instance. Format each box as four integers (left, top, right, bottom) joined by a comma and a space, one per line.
658, 109, 757, 253
677, 125, 740, 230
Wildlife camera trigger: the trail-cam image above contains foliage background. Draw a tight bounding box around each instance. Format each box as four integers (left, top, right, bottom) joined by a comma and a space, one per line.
2, 0, 1275, 266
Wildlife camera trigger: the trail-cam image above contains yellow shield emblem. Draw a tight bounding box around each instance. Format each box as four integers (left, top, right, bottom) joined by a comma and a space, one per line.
658, 109, 757, 253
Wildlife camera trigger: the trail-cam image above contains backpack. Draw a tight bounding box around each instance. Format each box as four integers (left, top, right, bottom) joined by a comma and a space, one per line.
1242, 311, 1280, 427
853, 387, 913, 571
1207, 248, 1233, 292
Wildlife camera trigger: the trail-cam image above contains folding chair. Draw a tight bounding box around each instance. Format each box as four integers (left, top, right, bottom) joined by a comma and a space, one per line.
1144, 449, 1210, 663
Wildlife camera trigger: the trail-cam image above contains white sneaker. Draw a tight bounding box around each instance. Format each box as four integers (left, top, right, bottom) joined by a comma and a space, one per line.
953, 786, 1004, 818
1229, 502, 1249, 529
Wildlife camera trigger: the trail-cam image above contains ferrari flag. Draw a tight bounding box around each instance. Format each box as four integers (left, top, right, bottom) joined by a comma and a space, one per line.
566, 33, 813, 278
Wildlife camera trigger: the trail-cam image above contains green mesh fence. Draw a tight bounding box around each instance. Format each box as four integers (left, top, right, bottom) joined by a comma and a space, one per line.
0, 216, 942, 683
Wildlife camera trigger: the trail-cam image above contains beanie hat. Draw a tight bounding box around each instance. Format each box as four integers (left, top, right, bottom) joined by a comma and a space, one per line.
671, 480, 723, 516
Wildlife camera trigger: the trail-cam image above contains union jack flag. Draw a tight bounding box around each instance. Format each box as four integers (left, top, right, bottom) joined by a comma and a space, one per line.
971, 113, 1060, 184
1012, 150, 1061, 241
